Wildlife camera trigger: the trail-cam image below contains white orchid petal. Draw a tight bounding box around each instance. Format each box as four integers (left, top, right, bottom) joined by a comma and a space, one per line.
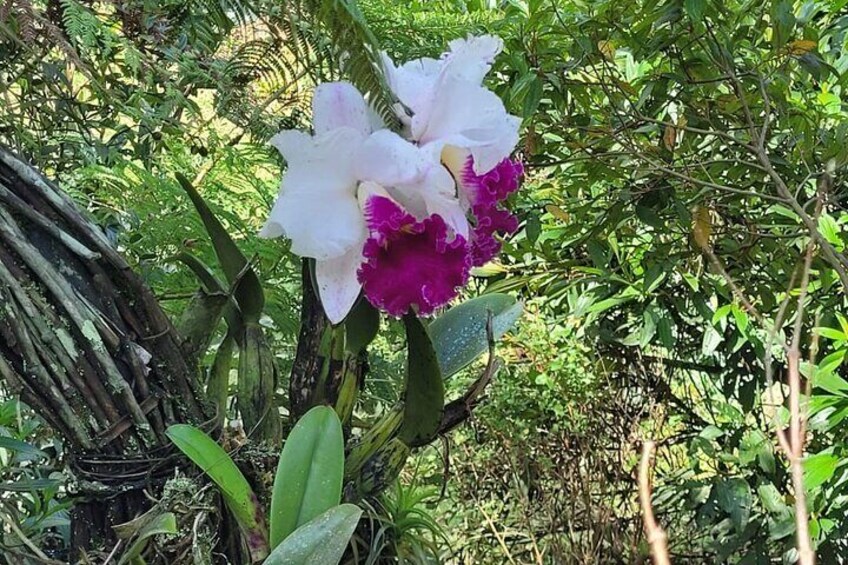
316, 246, 364, 324
424, 164, 468, 238
426, 192, 469, 239
269, 129, 311, 159
262, 127, 367, 260
443, 35, 503, 84
389, 162, 467, 237
416, 80, 519, 174
470, 113, 522, 173
381, 52, 442, 116
357, 180, 392, 211
312, 82, 372, 135
259, 194, 287, 238
355, 130, 426, 186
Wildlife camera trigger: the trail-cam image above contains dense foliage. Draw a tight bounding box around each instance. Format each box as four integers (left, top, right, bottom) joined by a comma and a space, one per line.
3, 0, 848, 563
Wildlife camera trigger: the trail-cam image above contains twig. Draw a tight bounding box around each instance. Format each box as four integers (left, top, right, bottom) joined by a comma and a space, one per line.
639, 440, 670, 565
776, 240, 817, 565
101, 540, 123, 565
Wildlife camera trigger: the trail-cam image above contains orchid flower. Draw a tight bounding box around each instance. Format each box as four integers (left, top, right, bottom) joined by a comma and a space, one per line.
261, 35, 523, 325
382, 35, 524, 267
381, 35, 520, 176
259, 82, 469, 324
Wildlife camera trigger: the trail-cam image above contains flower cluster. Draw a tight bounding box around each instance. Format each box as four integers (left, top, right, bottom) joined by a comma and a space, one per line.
260, 35, 522, 323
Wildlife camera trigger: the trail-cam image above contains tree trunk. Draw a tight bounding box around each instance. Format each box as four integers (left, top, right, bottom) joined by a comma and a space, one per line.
0, 146, 212, 558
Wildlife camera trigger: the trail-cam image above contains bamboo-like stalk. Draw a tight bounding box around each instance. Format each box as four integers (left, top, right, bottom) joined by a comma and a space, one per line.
1, 300, 94, 448
0, 206, 156, 445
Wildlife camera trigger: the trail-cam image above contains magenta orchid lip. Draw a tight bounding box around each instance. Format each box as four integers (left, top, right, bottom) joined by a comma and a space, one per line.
260, 35, 522, 323
358, 196, 471, 317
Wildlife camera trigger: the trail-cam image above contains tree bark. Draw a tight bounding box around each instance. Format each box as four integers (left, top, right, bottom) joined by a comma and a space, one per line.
0, 146, 212, 557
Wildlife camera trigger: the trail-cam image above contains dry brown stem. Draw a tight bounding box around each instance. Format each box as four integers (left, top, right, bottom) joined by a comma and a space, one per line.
639, 440, 670, 565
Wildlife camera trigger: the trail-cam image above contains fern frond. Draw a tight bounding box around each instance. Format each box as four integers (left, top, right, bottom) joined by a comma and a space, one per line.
292, 0, 398, 127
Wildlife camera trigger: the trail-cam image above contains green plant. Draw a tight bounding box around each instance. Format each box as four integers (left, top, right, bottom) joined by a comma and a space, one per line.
352, 480, 447, 565
0, 399, 70, 563
167, 406, 358, 564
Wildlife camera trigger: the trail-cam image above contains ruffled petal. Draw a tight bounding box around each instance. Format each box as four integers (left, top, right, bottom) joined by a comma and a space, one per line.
382, 36, 518, 175
361, 190, 410, 238
312, 82, 374, 136
470, 204, 519, 267
358, 196, 470, 317
261, 128, 367, 260
460, 156, 524, 208
442, 35, 503, 85
462, 156, 523, 266
316, 245, 365, 324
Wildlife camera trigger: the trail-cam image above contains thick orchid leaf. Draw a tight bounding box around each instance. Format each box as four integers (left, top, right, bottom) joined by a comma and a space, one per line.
270, 406, 344, 548
176, 251, 243, 336
428, 293, 523, 378
165, 424, 268, 561
344, 299, 380, 354
398, 314, 444, 446
174, 251, 226, 294
176, 173, 264, 323
264, 504, 362, 565
346, 437, 410, 500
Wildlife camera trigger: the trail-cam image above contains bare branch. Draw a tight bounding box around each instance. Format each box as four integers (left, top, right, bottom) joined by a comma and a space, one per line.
639, 440, 671, 565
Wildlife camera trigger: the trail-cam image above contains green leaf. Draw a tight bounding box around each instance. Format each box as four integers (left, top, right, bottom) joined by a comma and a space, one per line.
525, 214, 541, 244
712, 303, 732, 325
757, 483, 787, 514
739, 430, 774, 474
344, 299, 380, 354
270, 406, 344, 548
176, 173, 265, 323
264, 504, 362, 565
732, 305, 749, 333
0, 478, 60, 492
208, 331, 237, 425
702, 325, 723, 356
684, 0, 706, 22
815, 326, 848, 342
174, 252, 227, 295
587, 294, 634, 314
813, 368, 848, 396
635, 204, 664, 230
399, 314, 444, 446
522, 75, 543, 117
0, 436, 47, 461
117, 512, 177, 565
716, 478, 752, 533
819, 349, 846, 375
837, 313, 848, 336
428, 293, 523, 378
165, 425, 268, 560
818, 213, 843, 250
803, 452, 839, 491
